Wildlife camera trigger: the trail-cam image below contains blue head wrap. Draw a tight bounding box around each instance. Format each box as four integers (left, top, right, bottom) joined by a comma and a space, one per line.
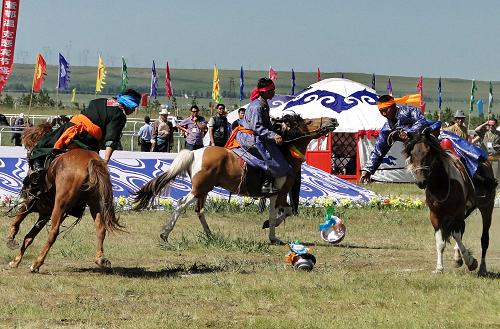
117, 94, 140, 109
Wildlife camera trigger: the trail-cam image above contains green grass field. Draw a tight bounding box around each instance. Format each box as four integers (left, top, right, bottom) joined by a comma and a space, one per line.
1, 183, 499, 328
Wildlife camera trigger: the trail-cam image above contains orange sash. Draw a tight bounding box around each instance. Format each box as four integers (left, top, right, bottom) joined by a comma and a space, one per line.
54, 114, 102, 149
224, 126, 254, 149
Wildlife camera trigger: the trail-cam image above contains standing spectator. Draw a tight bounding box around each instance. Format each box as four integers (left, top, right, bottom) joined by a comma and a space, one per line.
443, 110, 470, 140
178, 105, 207, 150
473, 118, 500, 154
208, 103, 229, 146
137, 116, 153, 152
151, 108, 173, 152
231, 107, 246, 130
11, 113, 25, 146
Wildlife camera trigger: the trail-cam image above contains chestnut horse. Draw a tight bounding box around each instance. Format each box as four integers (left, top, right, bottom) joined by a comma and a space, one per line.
133, 115, 338, 244
404, 131, 495, 275
6, 123, 122, 272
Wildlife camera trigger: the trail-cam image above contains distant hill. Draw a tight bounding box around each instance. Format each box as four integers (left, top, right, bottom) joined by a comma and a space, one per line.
2, 63, 499, 117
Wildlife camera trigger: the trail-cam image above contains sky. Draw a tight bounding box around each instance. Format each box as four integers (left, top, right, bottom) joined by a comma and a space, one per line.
12, 0, 500, 80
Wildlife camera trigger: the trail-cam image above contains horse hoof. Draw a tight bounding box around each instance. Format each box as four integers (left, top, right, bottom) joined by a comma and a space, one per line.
8, 260, 19, 268
452, 258, 463, 268
269, 238, 285, 246
467, 258, 478, 271
95, 258, 111, 268
6, 238, 19, 250
29, 264, 39, 273
262, 220, 269, 229
160, 231, 169, 242
432, 268, 444, 274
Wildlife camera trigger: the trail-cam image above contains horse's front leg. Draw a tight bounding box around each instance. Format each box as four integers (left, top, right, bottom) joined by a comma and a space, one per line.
478, 205, 493, 276
267, 196, 285, 245
6, 202, 31, 249
9, 216, 48, 268
160, 193, 197, 242
452, 242, 463, 268
433, 229, 446, 274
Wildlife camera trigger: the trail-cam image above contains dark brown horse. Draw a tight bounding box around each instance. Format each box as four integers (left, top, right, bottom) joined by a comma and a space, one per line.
133, 115, 337, 244
404, 131, 495, 275
6, 123, 122, 272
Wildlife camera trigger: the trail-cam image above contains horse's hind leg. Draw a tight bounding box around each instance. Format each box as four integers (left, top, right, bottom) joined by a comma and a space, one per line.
478, 204, 493, 276
30, 201, 66, 272
451, 230, 478, 272
6, 202, 31, 249
196, 194, 211, 236
88, 200, 111, 269
9, 216, 48, 268
452, 243, 463, 268
160, 192, 197, 242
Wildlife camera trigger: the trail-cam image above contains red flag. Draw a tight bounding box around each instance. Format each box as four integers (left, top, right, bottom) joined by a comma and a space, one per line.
269, 66, 277, 82
32, 53, 47, 92
140, 93, 148, 107
317, 67, 321, 82
417, 76, 425, 112
165, 61, 173, 98
0, 0, 20, 94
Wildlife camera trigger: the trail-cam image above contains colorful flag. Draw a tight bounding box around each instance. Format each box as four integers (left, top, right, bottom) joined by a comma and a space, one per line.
212, 64, 222, 103
386, 77, 393, 95
150, 60, 157, 98
32, 53, 47, 92
57, 53, 70, 91
121, 57, 128, 92
417, 76, 426, 112
477, 99, 484, 116
0, 0, 20, 94
469, 79, 477, 112
291, 69, 296, 95
71, 88, 76, 103
269, 66, 277, 82
95, 55, 106, 93
239, 65, 244, 101
165, 61, 173, 98
488, 81, 493, 117
371, 73, 376, 90
317, 67, 321, 82
140, 93, 148, 107
438, 77, 442, 111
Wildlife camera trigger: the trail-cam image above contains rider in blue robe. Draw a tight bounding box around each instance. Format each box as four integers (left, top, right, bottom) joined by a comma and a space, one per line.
361, 95, 494, 187
235, 78, 292, 194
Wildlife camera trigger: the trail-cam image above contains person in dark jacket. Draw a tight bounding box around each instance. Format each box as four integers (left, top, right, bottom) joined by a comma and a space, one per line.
25, 89, 141, 194
208, 103, 229, 147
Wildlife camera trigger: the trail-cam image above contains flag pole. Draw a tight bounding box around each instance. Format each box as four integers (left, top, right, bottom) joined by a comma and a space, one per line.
27, 57, 38, 125
56, 59, 60, 111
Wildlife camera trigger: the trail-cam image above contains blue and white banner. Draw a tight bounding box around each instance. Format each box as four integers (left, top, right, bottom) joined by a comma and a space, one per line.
0, 148, 378, 204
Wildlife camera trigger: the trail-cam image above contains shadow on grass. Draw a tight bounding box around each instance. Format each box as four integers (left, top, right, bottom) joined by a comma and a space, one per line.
72, 263, 225, 278
299, 241, 420, 251
481, 271, 500, 279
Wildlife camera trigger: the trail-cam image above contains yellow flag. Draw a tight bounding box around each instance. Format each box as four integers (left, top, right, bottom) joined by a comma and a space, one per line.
71, 88, 76, 103
95, 55, 106, 93
212, 64, 221, 103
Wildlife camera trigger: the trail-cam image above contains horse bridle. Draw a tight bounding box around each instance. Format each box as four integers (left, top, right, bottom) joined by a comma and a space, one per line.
282, 119, 338, 144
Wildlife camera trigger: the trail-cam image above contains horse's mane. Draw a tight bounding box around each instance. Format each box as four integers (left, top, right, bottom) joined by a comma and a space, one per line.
278, 114, 305, 141
22, 123, 52, 151
403, 132, 447, 159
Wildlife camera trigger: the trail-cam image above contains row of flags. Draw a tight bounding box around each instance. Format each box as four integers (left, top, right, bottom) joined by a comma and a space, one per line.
25, 53, 496, 116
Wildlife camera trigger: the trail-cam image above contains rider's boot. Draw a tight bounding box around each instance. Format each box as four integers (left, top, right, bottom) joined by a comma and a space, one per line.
27, 157, 47, 196
261, 175, 279, 194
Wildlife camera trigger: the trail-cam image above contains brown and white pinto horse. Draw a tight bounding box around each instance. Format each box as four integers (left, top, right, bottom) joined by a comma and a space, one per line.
133, 115, 337, 244
404, 131, 495, 275
6, 123, 122, 272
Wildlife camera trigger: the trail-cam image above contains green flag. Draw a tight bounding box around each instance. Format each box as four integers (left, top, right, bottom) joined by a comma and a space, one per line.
121, 57, 129, 92
469, 79, 477, 112
488, 81, 493, 117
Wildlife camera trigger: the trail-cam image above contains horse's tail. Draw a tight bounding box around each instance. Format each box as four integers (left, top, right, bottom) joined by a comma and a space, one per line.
132, 149, 194, 210
21, 123, 53, 151
87, 158, 123, 232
